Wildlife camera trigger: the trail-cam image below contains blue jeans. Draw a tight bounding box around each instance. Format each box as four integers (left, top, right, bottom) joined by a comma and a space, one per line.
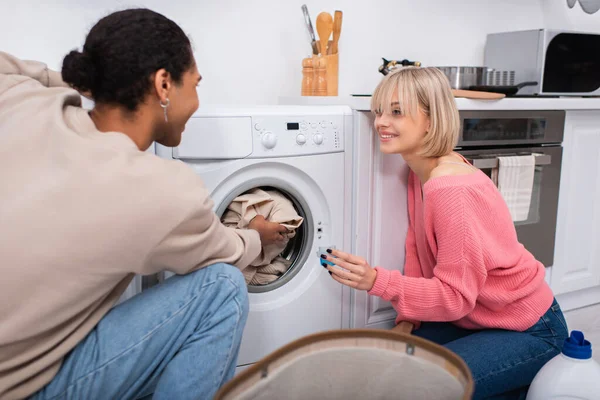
413, 299, 568, 400
29, 263, 249, 400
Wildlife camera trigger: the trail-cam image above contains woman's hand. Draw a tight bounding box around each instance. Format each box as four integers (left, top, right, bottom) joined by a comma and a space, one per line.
321, 249, 377, 291
248, 215, 288, 246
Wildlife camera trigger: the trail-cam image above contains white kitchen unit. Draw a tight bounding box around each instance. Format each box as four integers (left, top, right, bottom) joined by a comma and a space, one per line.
351, 111, 409, 329
281, 96, 600, 327
551, 110, 600, 311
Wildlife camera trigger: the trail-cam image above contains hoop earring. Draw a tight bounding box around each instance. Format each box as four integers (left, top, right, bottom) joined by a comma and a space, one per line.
160, 98, 170, 122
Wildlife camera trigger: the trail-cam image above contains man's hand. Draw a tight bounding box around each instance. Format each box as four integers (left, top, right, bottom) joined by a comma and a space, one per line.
248, 215, 288, 246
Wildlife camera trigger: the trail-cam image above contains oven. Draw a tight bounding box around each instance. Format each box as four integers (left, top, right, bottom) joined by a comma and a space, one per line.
456, 110, 565, 267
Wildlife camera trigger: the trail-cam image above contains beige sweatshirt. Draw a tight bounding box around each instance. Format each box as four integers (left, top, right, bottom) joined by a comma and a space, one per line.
0, 52, 261, 400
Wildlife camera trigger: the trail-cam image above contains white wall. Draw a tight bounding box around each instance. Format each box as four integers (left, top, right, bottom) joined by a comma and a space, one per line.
542, 0, 600, 32
1, 0, 598, 105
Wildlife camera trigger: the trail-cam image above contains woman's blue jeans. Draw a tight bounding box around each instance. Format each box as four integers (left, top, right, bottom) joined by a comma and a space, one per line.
413, 298, 569, 400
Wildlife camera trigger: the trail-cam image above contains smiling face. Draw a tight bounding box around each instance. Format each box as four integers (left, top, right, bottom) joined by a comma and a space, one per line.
370, 67, 460, 158
374, 94, 430, 155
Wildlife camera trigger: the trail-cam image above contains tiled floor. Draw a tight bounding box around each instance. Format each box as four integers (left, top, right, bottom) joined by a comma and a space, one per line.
563, 302, 600, 363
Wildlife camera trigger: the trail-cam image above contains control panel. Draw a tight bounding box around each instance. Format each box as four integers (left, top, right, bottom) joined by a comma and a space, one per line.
251, 114, 344, 158
168, 106, 351, 161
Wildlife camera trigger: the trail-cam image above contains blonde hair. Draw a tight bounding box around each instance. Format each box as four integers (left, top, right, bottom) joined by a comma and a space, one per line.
371, 67, 460, 157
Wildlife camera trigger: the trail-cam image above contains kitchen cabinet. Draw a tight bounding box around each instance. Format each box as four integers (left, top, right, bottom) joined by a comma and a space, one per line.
351, 111, 408, 329
552, 111, 600, 309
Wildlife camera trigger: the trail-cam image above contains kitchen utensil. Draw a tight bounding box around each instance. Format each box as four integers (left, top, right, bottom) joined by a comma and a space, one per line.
435, 66, 489, 89
451, 89, 505, 100
329, 10, 342, 55
468, 81, 538, 96
349, 90, 504, 99
301, 57, 314, 96
301, 5, 319, 55
372, 61, 503, 99
378, 58, 421, 75
313, 56, 328, 96
324, 53, 338, 96
316, 12, 333, 56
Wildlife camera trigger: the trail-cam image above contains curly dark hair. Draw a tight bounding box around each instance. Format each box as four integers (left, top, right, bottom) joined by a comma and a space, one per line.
62, 8, 194, 111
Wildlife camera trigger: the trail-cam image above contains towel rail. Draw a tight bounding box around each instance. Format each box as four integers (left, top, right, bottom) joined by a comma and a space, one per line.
466, 154, 551, 169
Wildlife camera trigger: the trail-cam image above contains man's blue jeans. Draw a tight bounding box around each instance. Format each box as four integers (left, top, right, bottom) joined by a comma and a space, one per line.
30, 263, 249, 400
413, 298, 569, 400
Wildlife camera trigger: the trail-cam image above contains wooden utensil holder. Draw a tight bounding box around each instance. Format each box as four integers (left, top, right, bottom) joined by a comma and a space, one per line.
324, 52, 338, 96
301, 42, 339, 96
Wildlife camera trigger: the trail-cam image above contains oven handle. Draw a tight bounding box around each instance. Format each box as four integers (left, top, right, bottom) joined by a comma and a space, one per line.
466, 154, 551, 169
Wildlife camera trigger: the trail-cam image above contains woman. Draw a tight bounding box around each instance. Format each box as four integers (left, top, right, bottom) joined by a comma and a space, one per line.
320, 67, 569, 399
0, 8, 287, 400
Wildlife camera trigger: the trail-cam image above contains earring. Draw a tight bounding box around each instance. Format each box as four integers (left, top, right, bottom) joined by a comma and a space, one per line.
160, 98, 170, 122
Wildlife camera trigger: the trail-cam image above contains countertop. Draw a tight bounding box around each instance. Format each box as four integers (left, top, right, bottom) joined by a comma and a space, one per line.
279, 96, 600, 111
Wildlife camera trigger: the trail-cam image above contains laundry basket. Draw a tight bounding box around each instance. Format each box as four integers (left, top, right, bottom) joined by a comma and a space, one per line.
215, 326, 474, 400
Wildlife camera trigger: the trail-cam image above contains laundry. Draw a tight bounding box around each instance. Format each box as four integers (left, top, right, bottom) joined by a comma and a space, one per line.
221, 189, 304, 285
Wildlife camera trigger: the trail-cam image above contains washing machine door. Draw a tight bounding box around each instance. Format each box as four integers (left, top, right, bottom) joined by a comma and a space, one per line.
193, 155, 346, 368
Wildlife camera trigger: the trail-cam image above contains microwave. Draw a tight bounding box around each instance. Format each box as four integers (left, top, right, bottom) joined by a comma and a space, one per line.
484, 29, 600, 96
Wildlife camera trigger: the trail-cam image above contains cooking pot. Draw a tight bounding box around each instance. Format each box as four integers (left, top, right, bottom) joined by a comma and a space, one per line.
434, 66, 489, 89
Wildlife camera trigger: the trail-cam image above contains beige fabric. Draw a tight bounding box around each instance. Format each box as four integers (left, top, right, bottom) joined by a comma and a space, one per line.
233, 348, 464, 400
0, 52, 262, 400
222, 189, 303, 285
215, 330, 473, 400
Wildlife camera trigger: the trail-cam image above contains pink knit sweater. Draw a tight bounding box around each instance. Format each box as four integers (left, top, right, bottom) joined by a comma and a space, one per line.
368, 169, 554, 331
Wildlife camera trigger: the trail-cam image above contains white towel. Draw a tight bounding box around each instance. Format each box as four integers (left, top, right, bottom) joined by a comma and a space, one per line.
494, 154, 536, 222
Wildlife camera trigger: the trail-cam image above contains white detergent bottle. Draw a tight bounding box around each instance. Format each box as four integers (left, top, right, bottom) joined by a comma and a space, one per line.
527, 330, 600, 400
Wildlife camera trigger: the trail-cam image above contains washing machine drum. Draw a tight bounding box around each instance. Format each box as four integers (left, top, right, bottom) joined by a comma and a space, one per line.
220, 187, 311, 291
214, 329, 474, 400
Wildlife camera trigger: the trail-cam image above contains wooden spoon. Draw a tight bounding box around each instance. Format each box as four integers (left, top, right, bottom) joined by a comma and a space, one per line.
330, 10, 343, 54
316, 12, 333, 56
452, 89, 505, 100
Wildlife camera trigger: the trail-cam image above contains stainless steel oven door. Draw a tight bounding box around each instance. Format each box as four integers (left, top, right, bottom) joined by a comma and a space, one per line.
456, 145, 562, 267
458, 110, 565, 147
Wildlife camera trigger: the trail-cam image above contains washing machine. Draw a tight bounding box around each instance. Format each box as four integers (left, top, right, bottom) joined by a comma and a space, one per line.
155, 105, 354, 370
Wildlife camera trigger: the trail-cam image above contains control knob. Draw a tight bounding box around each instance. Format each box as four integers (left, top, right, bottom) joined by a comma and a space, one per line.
296, 134, 307, 145
261, 131, 277, 149
313, 133, 324, 145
